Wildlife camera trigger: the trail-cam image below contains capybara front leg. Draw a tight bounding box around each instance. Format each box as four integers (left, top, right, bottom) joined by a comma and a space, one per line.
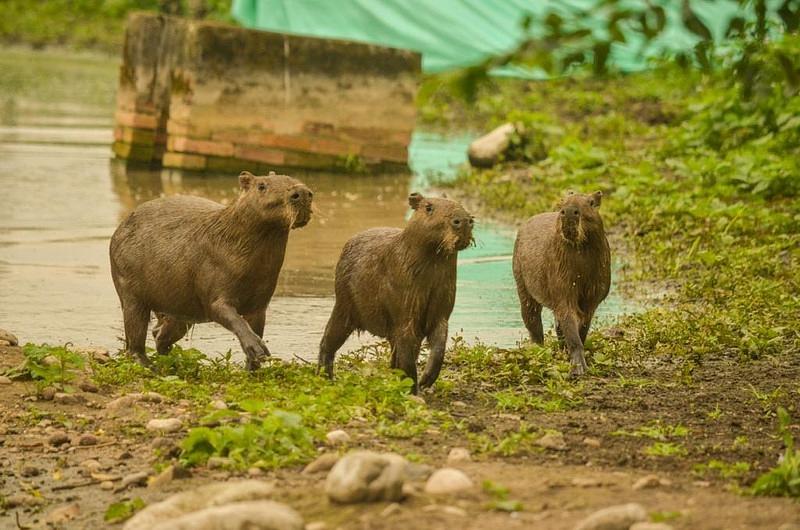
209, 300, 269, 371
557, 314, 587, 377
420, 320, 448, 390
244, 310, 266, 338
318, 302, 354, 379
152, 314, 190, 355
122, 301, 151, 367
392, 333, 422, 394
517, 286, 544, 344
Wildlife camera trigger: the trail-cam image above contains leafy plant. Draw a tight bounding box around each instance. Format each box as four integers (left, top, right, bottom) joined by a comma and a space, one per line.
104, 498, 146, 523
6, 343, 86, 392
645, 441, 687, 457
752, 407, 800, 498
482, 480, 524, 512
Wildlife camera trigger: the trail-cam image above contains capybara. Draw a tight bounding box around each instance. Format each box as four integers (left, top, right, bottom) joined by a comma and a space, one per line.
318, 193, 474, 392
109, 171, 313, 370
512, 191, 610, 376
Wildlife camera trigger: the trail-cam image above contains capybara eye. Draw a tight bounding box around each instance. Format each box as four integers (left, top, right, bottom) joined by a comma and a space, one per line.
560, 209, 565, 215
453, 219, 461, 226
425, 204, 433, 213
291, 192, 301, 200
468, 218, 474, 226
258, 183, 267, 192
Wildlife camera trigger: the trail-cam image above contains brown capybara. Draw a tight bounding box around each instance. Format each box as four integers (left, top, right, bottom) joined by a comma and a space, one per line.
512, 191, 610, 376
109, 170, 313, 370
318, 193, 474, 393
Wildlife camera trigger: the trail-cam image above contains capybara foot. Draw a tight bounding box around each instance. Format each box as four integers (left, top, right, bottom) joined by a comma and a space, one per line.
569, 356, 588, 377
318, 360, 334, 379
131, 351, 153, 368
243, 337, 270, 371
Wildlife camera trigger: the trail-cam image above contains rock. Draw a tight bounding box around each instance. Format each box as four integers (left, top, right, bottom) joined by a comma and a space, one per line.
79, 380, 99, 393
583, 437, 602, 447
0, 339, 10, 346
452, 401, 467, 408
325, 429, 350, 446
81, 459, 102, 472
0, 375, 12, 385
123, 480, 276, 530
77, 347, 111, 363
42, 355, 60, 367
447, 447, 471, 464
78, 434, 99, 446
147, 418, 183, 433
40, 387, 56, 400
536, 431, 567, 451
146, 501, 304, 530
207, 456, 234, 469
45, 503, 81, 524
248, 467, 264, 477
380, 502, 402, 517
572, 477, 604, 488
407, 395, 426, 405
119, 471, 150, 490
424, 468, 474, 495
303, 453, 339, 474
325, 451, 406, 503
100, 481, 114, 490
305, 522, 327, 530
0, 328, 19, 346
630, 524, 674, 530
5, 493, 45, 508
149, 465, 189, 488
47, 432, 70, 446
91, 472, 117, 482
54, 392, 85, 405
632, 475, 662, 490
21, 465, 41, 477
574, 503, 648, 530
107, 392, 166, 412
440, 505, 468, 517
467, 123, 518, 168
210, 399, 228, 410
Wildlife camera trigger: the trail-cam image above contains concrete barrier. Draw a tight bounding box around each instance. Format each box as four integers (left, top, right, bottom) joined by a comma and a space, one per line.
113, 12, 420, 173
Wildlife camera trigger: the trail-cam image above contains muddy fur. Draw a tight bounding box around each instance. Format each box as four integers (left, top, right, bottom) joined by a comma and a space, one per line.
512, 191, 610, 376
109, 171, 313, 370
319, 193, 474, 393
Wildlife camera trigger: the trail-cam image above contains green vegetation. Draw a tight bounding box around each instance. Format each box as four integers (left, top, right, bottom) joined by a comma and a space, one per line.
0, 0, 234, 52
104, 497, 146, 523
482, 480, 524, 513
752, 408, 800, 498
3, 343, 86, 393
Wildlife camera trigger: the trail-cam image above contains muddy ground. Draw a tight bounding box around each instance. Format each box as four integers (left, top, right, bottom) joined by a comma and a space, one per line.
1, 344, 799, 530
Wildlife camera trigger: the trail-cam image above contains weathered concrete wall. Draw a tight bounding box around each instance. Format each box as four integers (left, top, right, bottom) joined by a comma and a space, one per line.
113, 13, 420, 173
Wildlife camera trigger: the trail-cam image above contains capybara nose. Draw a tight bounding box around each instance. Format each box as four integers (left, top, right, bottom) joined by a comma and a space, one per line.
561, 207, 579, 218
290, 186, 312, 203
452, 216, 473, 229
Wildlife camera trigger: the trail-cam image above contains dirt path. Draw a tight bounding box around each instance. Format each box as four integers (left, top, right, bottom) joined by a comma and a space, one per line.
1, 344, 799, 529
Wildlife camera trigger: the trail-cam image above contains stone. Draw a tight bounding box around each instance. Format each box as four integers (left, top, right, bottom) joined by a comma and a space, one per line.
380, 503, 402, 517
5, 493, 45, 508
325, 429, 350, 446
572, 477, 604, 488
573, 503, 648, 530
325, 451, 406, 503
21, 465, 41, 477
0, 339, 10, 346
119, 471, 150, 490
441, 506, 468, 517
0, 375, 12, 385
536, 431, 567, 451
149, 465, 189, 489
79, 380, 100, 393
424, 468, 474, 495
144, 501, 304, 530
42, 355, 60, 367
210, 399, 228, 410
248, 467, 264, 477
447, 447, 471, 464
303, 453, 339, 474
632, 475, 662, 490
583, 437, 602, 447
0, 328, 19, 346
78, 434, 99, 446
40, 387, 56, 400
45, 503, 81, 524
81, 459, 102, 473
407, 395, 426, 405
123, 480, 276, 530
630, 524, 674, 530
47, 432, 70, 446
107, 392, 165, 412
101, 481, 114, 490
147, 418, 183, 433
54, 392, 85, 405
207, 456, 234, 469
467, 123, 517, 168
305, 522, 327, 530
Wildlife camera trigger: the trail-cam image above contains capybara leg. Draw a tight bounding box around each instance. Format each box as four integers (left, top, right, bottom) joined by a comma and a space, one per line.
209, 300, 269, 371
244, 310, 266, 338
558, 314, 587, 376
420, 320, 448, 390
392, 333, 422, 394
318, 304, 353, 379
518, 291, 544, 344
153, 314, 190, 355
122, 301, 151, 367
579, 322, 591, 344
555, 322, 565, 349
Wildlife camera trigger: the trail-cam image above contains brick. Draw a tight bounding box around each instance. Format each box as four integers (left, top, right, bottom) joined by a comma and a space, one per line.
246, 133, 360, 157
233, 145, 286, 165
112, 141, 154, 162
283, 150, 342, 170
338, 126, 412, 146
115, 110, 158, 130
360, 143, 408, 163
114, 126, 156, 145
168, 136, 235, 158
302, 121, 335, 135
211, 129, 254, 143
162, 152, 207, 170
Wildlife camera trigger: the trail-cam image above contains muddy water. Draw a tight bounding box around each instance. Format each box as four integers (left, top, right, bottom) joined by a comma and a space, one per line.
0, 48, 632, 361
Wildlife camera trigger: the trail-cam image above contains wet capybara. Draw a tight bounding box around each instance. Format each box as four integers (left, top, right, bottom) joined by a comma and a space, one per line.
318, 193, 474, 393
109, 171, 313, 370
512, 191, 610, 376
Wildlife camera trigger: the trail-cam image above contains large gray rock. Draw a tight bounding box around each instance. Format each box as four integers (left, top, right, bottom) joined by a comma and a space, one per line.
574, 503, 648, 530
146, 501, 303, 530
324, 451, 406, 503
467, 123, 517, 168
124, 480, 275, 530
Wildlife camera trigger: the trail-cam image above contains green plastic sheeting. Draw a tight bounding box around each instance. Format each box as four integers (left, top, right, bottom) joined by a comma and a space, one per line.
231, 0, 749, 76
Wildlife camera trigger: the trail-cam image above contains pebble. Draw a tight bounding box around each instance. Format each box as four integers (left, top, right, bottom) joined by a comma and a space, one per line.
0, 375, 12, 385
146, 418, 183, 433
54, 392, 86, 405
407, 395, 426, 405
119, 471, 149, 490
5, 493, 45, 508
20, 465, 41, 477
632, 474, 664, 490
325, 451, 406, 503
78, 380, 99, 393
572, 477, 604, 488
447, 447, 471, 464
452, 401, 467, 408
91, 472, 117, 482
47, 432, 70, 446
630, 523, 674, 530
210, 399, 228, 410
0, 339, 10, 346
100, 481, 114, 490
303, 453, 339, 474
148, 465, 182, 489
0, 328, 19, 346
325, 429, 350, 446
81, 459, 102, 473
42, 355, 60, 366
424, 468, 474, 495
248, 467, 264, 477
380, 503, 402, 517
78, 434, 99, 446
40, 387, 56, 400
45, 503, 81, 524
207, 456, 234, 469
583, 437, 602, 447
536, 431, 567, 451
574, 503, 648, 530
441, 505, 468, 517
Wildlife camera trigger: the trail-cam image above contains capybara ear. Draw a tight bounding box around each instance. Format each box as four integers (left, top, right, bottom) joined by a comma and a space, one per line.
590, 190, 603, 208
408, 192, 424, 210
566, 190, 575, 196
239, 171, 254, 190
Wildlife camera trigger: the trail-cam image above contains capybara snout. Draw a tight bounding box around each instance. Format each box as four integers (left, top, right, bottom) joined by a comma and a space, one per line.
239, 170, 314, 229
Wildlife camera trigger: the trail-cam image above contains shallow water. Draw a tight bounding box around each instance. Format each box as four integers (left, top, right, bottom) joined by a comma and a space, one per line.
0, 48, 633, 360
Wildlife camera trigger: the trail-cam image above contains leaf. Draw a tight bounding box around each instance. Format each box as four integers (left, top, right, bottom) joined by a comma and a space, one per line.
725, 16, 746, 37
104, 498, 146, 523
682, 0, 712, 41
593, 41, 611, 75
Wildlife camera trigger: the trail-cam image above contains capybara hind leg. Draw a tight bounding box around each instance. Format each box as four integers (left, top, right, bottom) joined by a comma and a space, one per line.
420, 320, 448, 390
392, 333, 422, 394
209, 299, 269, 371
517, 287, 544, 344
244, 310, 266, 338
579, 310, 595, 344
318, 304, 353, 379
153, 314, 190, 355
557, 314, 587, 376
122, 302, 151, 366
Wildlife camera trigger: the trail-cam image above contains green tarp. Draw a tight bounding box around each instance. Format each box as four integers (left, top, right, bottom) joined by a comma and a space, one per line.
231, 0, 747, 76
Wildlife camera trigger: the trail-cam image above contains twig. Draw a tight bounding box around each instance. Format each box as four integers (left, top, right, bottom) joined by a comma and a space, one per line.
15, 512, 31, 530
292, 354, 312, 365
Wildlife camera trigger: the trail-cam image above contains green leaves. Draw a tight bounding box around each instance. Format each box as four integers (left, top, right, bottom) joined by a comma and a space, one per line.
752, 407, 800, 498
104, 498, 145, 523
